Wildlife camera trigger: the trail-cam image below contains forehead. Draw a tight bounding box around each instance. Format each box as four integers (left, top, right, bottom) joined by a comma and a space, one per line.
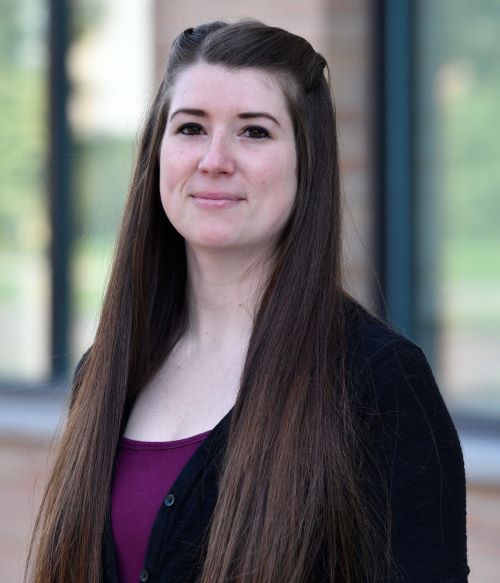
169, 63, 290, 118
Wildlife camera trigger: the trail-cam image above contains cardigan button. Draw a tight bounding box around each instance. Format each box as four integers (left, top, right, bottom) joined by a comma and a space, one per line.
139, 568, 149, 582
164, 493, 175, 507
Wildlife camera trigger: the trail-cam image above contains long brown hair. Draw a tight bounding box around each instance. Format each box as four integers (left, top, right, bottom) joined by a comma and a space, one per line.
28, 20, 390, 582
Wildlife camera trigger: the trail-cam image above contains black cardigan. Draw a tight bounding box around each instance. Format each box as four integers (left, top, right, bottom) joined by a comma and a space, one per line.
91, 305, 469, 583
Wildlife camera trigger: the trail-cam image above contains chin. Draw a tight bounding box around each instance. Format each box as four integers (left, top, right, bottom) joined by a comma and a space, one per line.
185, 229, 243, 251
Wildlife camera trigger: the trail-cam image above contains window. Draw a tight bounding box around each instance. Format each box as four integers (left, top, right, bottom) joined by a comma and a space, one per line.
0, 0, 50, 381
69, 0, 153, 364
0, 0, 153, 385
415, 0, 500, 417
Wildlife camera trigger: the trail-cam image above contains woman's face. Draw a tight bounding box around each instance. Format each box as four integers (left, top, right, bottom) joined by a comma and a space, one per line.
159, 63, 297, 255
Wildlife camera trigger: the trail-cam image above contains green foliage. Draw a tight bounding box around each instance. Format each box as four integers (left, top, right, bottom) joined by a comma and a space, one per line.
438, 0, 500, 283
443, 80, 500, 245
0, 65, 47, 253
0, 0, 22, 63
72, 135, 134, 243
442, 0, 500, 81
72, 0, 105, 41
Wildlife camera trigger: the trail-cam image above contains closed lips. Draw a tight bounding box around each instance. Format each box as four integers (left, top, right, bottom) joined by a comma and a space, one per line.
191, 192, 244, 201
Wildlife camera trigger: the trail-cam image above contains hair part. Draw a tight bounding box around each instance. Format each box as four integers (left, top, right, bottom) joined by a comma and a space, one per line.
27, 19, 391, 583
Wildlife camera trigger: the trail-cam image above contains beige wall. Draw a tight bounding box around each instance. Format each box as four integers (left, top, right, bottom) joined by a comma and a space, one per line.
153, 1, 376, 307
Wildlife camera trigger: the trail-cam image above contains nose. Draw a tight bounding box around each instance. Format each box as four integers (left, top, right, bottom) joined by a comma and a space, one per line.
197, 133, 235, 175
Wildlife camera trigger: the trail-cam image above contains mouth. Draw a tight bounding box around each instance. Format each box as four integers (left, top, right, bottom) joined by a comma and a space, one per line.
190, 192, 245, 208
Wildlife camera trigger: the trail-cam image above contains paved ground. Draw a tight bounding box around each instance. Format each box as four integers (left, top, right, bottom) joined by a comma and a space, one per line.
1, 436, 499, 583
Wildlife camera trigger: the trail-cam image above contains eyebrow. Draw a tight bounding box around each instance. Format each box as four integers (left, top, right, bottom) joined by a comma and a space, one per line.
169, 108, 281, 127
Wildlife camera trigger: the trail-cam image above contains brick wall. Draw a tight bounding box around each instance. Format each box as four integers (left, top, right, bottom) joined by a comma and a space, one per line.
153, 0, 376, 307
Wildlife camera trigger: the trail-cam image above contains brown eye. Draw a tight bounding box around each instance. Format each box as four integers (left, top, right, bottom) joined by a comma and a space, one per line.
177, 123, 205, 135
242, 126, 270, 139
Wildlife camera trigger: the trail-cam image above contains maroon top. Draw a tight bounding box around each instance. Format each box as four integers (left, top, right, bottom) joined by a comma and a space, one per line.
111, 430, 211, 583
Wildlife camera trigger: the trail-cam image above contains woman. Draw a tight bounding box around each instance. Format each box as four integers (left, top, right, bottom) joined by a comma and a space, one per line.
28, 20, 469, 583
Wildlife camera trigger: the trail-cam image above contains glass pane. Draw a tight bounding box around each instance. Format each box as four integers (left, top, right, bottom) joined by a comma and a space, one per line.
69, 0, 154, 364
0, 0, 50, 381
415, 0, 500, 415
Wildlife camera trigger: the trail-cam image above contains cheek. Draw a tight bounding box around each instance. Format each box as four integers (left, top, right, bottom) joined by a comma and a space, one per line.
273, 152, 298, 209
255, 155, 297, 232
159, 170, 180, 226
259, 145, 297, 191
159, 145, 188, 207
277, 157, 298, 225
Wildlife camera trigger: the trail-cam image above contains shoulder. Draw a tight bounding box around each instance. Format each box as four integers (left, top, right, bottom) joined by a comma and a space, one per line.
344, 297, 422, 365
343, 298, 433, 402
344, 300, 469, 580
343, 298, 455, 445
74, 347, 92, 377
68, 347, 92, 409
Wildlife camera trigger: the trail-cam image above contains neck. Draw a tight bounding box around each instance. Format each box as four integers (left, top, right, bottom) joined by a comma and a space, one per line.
184, 244, 273, 353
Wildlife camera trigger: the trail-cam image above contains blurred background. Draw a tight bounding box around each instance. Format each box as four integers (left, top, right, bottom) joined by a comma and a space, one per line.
0, 0, 499, 581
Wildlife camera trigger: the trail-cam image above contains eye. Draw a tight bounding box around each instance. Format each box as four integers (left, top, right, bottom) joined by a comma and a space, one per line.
176, 123, 205, 136
241, 125, 270, 139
